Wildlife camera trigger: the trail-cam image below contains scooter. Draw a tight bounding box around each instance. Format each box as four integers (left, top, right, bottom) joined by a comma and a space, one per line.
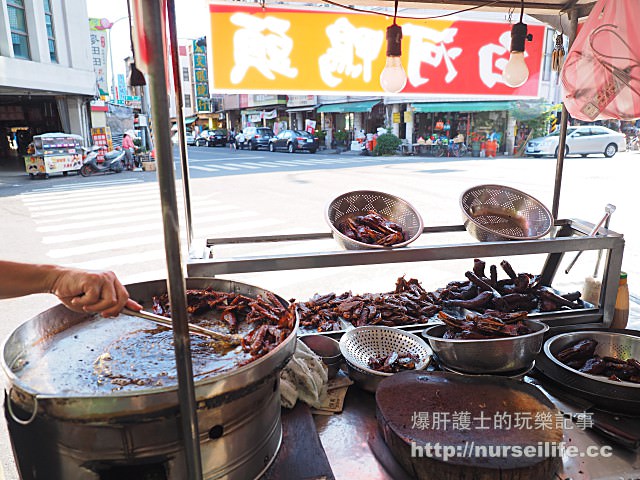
80, 146, 126, 177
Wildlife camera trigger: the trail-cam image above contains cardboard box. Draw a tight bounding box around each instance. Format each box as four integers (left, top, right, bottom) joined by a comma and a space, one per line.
142, 161, 156, 171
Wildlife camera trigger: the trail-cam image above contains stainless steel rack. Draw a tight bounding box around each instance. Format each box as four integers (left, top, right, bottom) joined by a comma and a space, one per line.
188, 218, 624, 329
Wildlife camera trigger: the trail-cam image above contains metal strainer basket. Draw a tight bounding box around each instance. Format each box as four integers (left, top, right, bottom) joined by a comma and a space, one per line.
326, 190, 424, 250
339, 326, 432, 392
460, 184, 552, 242
544, 331, 640, 388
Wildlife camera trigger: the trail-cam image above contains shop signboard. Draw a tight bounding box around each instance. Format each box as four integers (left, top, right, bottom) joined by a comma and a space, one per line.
287, 95, 317, 107
209, 3, 544, 97
392, 112, 401, 124
88, 18, 110, 97
124, 95, 142, 109
117, 74, 127, 101
248, 94, 286, 107
193, 39, 210, 113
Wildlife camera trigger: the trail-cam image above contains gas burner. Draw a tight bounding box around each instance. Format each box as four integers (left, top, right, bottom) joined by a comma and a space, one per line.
431, 353, 534, 380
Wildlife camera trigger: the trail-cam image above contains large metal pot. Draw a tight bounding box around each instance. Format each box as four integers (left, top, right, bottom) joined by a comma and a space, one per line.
2, 278, 298, 480
422, 320, 548, 373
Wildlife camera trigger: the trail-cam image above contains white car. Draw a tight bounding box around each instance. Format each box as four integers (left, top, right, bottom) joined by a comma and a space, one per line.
526, 126, 626, 158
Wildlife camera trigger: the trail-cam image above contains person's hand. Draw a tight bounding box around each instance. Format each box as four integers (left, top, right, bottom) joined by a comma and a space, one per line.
49, 267, 142, 317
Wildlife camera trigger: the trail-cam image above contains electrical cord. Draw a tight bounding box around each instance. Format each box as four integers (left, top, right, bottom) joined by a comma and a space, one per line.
315, 0, 501, 21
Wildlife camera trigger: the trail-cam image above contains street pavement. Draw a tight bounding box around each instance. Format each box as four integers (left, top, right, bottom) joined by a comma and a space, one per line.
0, 147, 639, 478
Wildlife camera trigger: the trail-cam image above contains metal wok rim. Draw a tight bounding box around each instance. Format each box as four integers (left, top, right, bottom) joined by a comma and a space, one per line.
324, 189, 424, 249
543, 331, 640, 389
1, 277, 299, 401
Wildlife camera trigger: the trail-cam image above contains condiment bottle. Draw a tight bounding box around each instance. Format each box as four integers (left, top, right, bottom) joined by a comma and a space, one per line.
583, 276, 601, 306
611, 272, 629, 329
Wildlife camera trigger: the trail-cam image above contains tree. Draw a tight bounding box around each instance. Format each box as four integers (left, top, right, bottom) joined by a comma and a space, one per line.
373, 133, 401, 156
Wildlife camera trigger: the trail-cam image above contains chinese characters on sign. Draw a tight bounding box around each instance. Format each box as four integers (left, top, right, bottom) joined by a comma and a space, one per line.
88, 18, 110, 97
193, 39, 211, 112
318, 18, 383, 87
410, 410, 594, 431
230, 13, 298, 84
209, 4, 544, 96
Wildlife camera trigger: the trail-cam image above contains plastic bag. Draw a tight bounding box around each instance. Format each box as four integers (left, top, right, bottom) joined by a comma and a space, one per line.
561, 0, 640, 121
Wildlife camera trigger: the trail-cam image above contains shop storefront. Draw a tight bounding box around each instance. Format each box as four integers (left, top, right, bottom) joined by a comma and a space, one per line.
411, 101, 516, 154
317, 99, 384, 147
286, 95, 318, 132
242, 95, 288, 133
0, 96, 64, 161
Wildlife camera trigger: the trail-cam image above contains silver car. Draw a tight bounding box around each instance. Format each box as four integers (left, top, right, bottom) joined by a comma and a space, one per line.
526, 126, 626, 158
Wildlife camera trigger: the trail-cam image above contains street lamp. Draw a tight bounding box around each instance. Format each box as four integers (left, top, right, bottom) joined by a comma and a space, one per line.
107, 16, 130, 101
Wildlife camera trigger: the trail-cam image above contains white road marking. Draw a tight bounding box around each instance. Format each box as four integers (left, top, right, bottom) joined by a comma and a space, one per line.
46, 217, 284, 259
224, 163, 259, 169
190, 165, 218, 172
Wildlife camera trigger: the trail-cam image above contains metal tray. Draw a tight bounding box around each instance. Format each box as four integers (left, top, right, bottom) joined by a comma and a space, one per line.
544, 331, 640, 388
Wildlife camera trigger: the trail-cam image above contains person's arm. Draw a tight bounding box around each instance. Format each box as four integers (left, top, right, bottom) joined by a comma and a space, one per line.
0, 261, 141, 317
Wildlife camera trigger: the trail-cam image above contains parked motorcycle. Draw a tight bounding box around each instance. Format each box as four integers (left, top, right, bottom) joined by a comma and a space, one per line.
80, 146, 126, 177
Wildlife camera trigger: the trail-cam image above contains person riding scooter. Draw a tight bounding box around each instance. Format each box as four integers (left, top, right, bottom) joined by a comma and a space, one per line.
80, 146, 126, 177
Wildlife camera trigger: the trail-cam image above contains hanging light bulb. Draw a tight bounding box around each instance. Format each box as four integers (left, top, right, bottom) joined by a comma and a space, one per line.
503, 49, 529, 87
502, 1, 533, 88
380, 1, 407, 94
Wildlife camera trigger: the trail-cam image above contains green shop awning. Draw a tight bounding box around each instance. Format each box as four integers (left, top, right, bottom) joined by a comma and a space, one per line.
411, 101, 516, 113
184, 116, 198, 124
317, 100, 380, 113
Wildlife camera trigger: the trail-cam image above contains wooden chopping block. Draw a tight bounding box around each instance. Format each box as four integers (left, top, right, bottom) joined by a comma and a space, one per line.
376, 371, 562, 480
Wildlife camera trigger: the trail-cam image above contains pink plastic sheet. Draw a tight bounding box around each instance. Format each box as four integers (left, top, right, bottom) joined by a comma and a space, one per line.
561, 0, 640, 121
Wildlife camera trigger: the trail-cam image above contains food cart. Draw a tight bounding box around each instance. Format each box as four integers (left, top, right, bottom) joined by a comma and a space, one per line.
24, 133, 84, 179
4, 0, 639, 479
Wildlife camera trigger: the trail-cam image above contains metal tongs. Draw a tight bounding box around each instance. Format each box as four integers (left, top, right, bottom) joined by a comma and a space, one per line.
565, 204, 616, 274
123, 308, 243, 346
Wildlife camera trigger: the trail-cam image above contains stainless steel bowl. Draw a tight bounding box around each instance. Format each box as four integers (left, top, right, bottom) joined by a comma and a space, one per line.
325, 190, 423, 250
299, 334, 343, 379
422, 320, 549, 374
340, 326, 432, 393
544, 331, 640, 388
460, 184, 552, 242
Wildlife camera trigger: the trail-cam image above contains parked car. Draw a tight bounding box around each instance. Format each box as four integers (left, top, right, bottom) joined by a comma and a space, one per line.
243, 126, 275, 150
206, 129, 228, 147
526, 126, 626, 158
268, 130, 319, 153
172, 129, 194, 145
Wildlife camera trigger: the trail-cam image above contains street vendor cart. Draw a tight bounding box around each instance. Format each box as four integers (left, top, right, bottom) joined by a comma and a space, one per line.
4, 0, 640, 479
24, 133, 84, 179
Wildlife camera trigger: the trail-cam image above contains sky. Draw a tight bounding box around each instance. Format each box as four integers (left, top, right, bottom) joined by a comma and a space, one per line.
86, 0, 211, 81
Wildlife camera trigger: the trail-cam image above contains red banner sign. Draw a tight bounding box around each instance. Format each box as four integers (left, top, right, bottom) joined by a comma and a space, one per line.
209, 3, 544, 97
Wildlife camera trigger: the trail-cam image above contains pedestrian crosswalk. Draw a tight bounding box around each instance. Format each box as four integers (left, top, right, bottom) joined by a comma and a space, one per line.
19, 180, 287, 283
186, 156, 382, 173
16, 155, 409, 291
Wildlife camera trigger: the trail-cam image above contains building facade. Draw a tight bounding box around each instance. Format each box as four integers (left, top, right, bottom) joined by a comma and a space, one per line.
0, 0, 95, 160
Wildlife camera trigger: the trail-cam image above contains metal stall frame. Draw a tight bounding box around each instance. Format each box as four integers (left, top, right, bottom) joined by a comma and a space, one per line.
188, 219, 624, 329
131, 0, 610, 478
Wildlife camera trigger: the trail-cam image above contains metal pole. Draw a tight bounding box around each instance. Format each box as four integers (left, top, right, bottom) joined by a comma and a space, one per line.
133, 1, 203, 478
551, 7, 579, 220
167, 0, 194, 249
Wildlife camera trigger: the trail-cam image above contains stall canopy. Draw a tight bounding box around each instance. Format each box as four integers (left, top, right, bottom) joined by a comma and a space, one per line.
184, 116, 198, 124
286, 105, 320, 112
317, 100, 380, 113
411, 101, 517, 113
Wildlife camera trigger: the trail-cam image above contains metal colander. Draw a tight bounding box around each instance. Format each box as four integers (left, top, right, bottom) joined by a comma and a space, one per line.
339, 326, 432, 391
326, 190, 423, 250
460, 184, 552, 241
544, 331, 640, 388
